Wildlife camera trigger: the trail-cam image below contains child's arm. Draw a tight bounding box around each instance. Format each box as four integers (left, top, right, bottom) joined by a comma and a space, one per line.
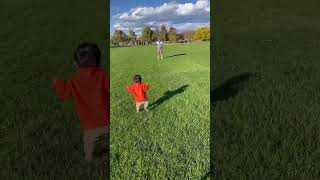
53, 79, 73, 100
143, 84, 150, 92
127, 86, 133, 93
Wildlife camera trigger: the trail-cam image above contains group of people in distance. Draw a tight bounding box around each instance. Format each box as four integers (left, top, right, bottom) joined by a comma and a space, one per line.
52, 39, 164, 161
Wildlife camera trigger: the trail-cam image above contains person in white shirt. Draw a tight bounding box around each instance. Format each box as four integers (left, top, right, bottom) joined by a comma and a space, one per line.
155, 39, 164, 60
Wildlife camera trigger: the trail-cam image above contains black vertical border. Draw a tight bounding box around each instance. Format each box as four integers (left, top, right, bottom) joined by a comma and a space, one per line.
210, 0, 217, 179
106, 1, 110, 179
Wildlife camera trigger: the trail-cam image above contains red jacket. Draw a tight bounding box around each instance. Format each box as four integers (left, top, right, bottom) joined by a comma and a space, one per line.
53, 67, 109, 129
127, 83, 149, 102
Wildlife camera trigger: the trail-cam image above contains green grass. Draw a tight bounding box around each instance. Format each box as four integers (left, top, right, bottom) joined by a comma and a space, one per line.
110, 42, 210, 179
212, 0, 320, 179
0, 0, 108, 179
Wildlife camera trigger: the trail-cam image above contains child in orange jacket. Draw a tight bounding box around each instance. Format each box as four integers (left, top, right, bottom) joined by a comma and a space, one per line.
53, 42, 109, 161
127, 75, 150, 112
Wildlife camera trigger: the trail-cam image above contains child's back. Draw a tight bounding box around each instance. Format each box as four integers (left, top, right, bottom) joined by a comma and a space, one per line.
127, 82, 149, 102
53, 42, 109, 161
127, 75, 149, 112
54, 67, 109, 128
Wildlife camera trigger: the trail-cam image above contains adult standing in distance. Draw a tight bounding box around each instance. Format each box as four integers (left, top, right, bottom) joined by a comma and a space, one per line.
155, 38, 164, 60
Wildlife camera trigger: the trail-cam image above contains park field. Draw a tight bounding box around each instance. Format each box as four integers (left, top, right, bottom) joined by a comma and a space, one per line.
213, 0, 320, 179
0, 0, 109, 179
110, 42, 210, 179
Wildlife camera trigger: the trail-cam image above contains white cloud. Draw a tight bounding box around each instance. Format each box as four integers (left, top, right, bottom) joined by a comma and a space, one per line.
174, 22, 210, 32
112, 0, 210, 36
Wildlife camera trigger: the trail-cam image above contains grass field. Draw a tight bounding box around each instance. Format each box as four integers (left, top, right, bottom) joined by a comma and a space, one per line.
0, 0, 109, 179
110, 42, 210, 179
212, 0, 320, 179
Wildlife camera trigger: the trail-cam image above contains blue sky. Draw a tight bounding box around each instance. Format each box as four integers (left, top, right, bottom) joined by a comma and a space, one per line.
110, 0, 210, 36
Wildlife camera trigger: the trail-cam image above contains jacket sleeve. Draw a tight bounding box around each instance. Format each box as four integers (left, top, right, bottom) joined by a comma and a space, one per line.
127, 86, 133, 93
53, 79, 73, 100
143, 84, 150, 92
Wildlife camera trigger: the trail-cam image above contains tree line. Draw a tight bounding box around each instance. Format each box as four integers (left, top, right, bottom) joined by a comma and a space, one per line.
111, 25, 210, 46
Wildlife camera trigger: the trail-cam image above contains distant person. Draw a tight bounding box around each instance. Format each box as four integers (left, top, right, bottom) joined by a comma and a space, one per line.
155, 39, 164, 60
127, 75, 150, 112
53, 42, 109, 161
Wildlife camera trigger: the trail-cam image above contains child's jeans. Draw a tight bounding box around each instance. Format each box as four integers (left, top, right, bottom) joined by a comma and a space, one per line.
83, 127, 109, 161
136, 101, 149, 112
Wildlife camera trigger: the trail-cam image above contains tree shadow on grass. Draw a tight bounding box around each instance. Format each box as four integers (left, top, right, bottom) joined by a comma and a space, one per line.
149, 85, 189, 110
165, 53, 187, 58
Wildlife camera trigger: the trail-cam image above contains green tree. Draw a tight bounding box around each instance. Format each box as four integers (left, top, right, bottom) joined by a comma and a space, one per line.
128, 29, 137, 43
159, 24, 168, 41
194, 27, 210, 41
177, 33, 184, 40
168, 26, 178, 42
142, 27, 153, 43
112, 30, 127, 44
182, 31, 195, 40
152, 28, 160, 41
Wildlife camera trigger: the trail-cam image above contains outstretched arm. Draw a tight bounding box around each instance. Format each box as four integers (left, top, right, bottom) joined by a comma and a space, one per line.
143, 84, 150, 92
53, 79, 73, 100
127, 86, 133, 93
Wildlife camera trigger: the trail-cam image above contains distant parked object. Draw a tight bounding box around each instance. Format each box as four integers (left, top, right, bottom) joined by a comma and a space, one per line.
177, 39, 192, 43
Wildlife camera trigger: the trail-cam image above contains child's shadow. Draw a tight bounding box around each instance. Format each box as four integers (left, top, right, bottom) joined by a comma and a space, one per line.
149, 85, 189, 110
211, 72, 254, 107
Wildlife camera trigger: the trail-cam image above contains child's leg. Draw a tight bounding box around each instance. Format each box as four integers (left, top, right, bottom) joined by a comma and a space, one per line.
93, 128, 109, 156
83, 130, 95, 161
144, 101, 149, 111
136, 102, 142, 112
157, 49, 160, 60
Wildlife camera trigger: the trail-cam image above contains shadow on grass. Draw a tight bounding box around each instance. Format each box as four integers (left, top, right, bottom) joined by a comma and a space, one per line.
210, 72, 254, 179
149, 85, 189, 110
165, 53, 187, 58
201, 171, 212, 180
211, 72, 254, 106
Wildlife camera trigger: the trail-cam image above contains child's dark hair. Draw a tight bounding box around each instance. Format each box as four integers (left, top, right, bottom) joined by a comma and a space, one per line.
74, 42, 101, 67
133, 75, 141, 83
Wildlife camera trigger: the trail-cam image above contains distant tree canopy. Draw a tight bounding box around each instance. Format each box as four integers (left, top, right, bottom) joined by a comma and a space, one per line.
111, 25, 210, 45
194, 27, 210, 41
159, 24, 168, 41
182, 31, 195, 40
112, 30, 128, 44
168, 27, 178, 42
128, 29, 137, 42
142, 27, 153, 43
152, 28, 160, 41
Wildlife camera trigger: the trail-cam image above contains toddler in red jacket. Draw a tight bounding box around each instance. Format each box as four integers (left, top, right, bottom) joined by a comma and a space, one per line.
53, 42, 109, 161
127, 75, 150, 112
